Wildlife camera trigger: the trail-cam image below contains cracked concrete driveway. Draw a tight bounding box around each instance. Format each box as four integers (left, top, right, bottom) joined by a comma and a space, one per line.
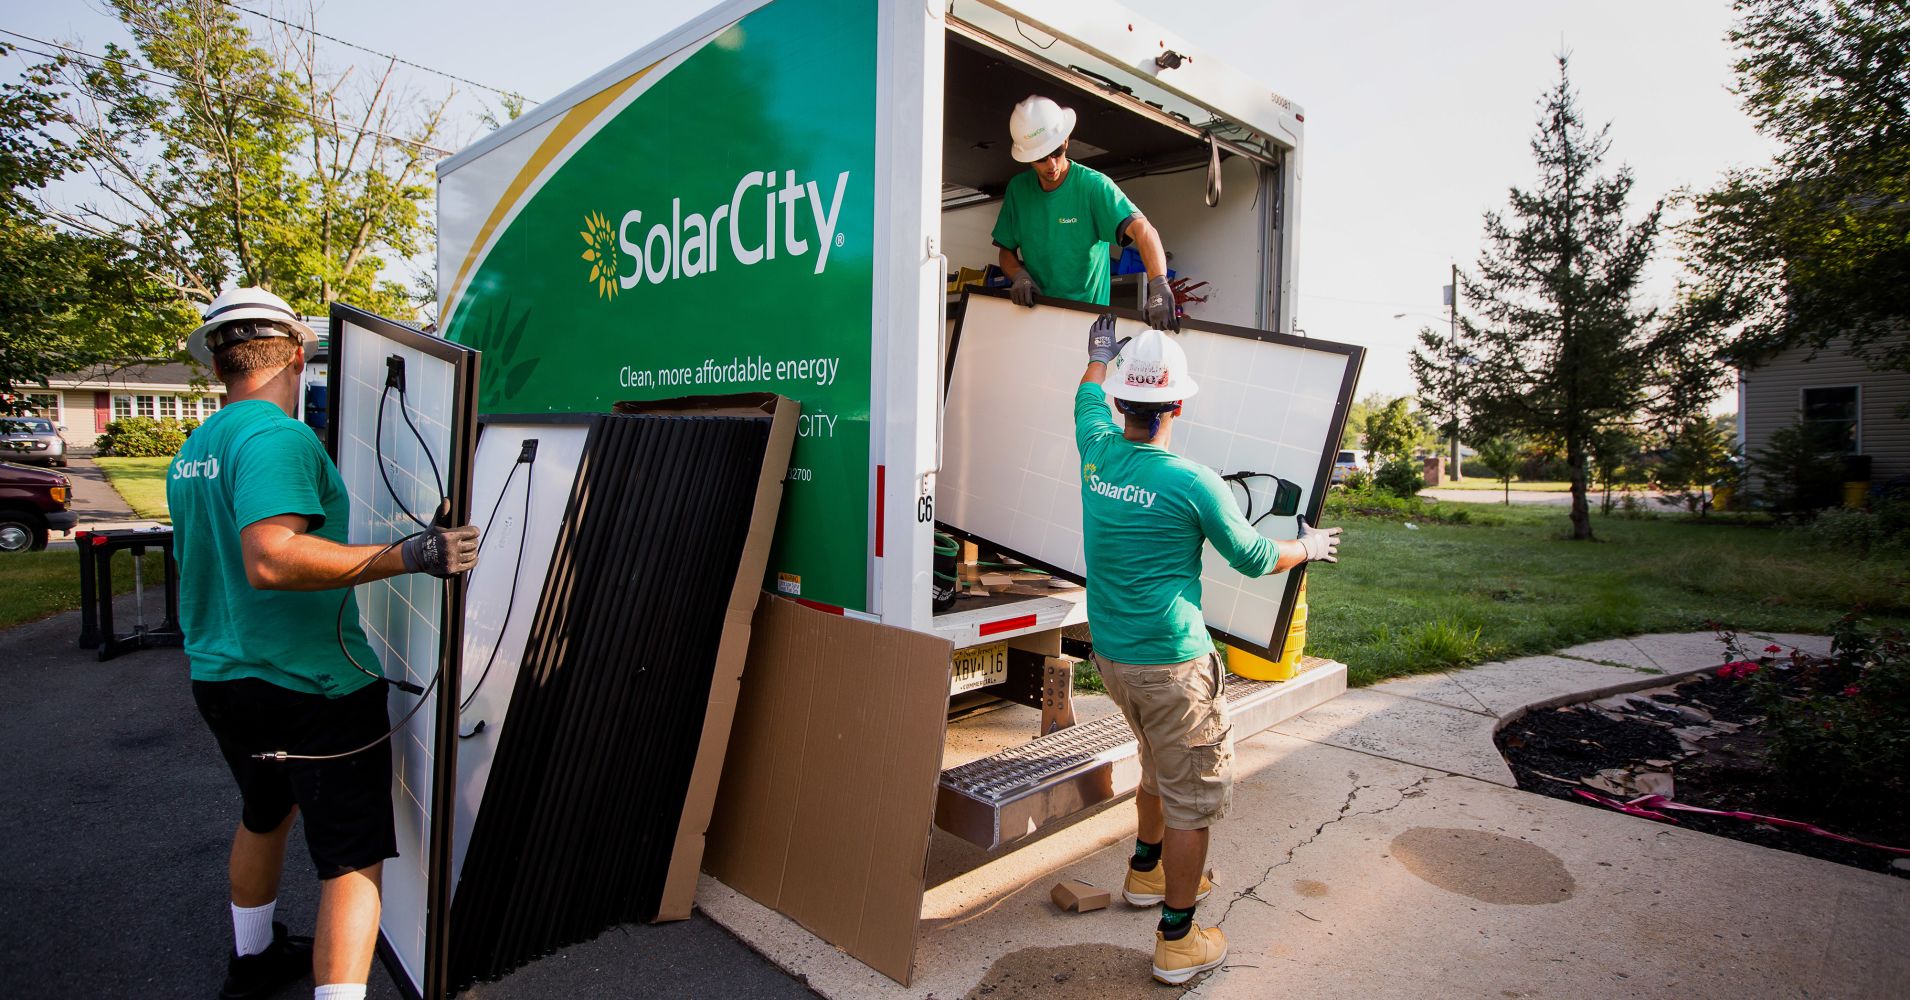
696, 634, 1910, 1000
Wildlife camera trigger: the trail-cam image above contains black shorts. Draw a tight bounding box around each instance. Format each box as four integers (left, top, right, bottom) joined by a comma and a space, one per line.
193, 678, 398, 879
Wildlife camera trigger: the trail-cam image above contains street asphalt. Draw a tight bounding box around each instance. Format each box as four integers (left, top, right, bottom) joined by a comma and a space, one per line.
0, 597, 816, 1000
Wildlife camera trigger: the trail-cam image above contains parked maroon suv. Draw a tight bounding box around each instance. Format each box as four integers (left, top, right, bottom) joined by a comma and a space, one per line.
0, 460, 76, 552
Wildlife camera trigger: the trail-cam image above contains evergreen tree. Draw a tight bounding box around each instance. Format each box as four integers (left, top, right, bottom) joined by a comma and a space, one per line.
1461, 58, 1665, 540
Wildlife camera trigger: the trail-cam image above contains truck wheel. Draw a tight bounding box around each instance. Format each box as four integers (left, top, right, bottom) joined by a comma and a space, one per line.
0, 513, 46, 553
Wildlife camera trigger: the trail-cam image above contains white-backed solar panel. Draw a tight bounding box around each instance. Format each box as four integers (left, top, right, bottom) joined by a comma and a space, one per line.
942, 292, 1360, 659
450, 419, 591, 882
328, 306, 476, 1000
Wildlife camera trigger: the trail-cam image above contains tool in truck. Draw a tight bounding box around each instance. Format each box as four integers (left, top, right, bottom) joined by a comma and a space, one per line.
994, 95, 1178, 328
1075, 316, 1341, 985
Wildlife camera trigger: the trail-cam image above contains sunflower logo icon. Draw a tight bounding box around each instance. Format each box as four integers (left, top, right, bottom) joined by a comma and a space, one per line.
580, 211, 620, 300
1083, 463, 1097, 482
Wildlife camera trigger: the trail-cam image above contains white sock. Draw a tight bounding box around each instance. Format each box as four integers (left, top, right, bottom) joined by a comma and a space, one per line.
314, 985, 367, 1000
231, 899, 276, 957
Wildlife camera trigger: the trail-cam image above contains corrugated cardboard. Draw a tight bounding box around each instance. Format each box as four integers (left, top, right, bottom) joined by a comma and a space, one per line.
1050, 880, 1111, 913
704, 596, 953, 984
616, 393, 800, 923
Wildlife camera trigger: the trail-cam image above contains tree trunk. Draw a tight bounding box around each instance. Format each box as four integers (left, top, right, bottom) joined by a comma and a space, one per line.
1566, 437, 1594, 539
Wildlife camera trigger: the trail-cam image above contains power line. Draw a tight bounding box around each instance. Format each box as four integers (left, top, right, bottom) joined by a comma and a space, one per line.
213, 0, 534, 103
0, 29, 452, 155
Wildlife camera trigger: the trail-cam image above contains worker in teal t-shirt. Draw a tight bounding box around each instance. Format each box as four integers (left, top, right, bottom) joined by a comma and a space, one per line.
993, 95, 1179, 328
168, 286, 480, 1000
1074, 315, 1342, 986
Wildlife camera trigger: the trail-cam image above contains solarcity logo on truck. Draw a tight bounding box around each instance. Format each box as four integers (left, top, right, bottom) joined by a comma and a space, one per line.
580, 168, 852, 299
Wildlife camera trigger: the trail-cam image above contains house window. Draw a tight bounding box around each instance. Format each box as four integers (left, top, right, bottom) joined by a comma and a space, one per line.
112, 395, 133, 420
199, 396, 221, 417
134, 395, 156, 418
23, 393, 59, 422
157, 395, 179, 419
1801, 386, 1860, 453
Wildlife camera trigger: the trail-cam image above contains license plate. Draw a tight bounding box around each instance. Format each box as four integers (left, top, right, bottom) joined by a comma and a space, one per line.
950, 643, 1008, 695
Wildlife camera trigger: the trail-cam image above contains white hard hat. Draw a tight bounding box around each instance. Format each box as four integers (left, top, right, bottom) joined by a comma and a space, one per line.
1009, 95, 1076, 162
187, 287, 317, 367
1105, 329, 1200, 404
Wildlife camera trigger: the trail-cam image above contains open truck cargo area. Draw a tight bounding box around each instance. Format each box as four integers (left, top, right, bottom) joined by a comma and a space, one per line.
414, 0, 1359, 990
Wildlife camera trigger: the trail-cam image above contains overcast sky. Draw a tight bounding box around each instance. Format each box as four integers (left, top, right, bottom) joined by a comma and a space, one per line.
6, 1, 1774, 407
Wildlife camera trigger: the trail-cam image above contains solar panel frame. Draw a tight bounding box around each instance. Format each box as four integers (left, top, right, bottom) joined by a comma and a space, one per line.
325, 303, 479, 1000
941, 289, 1364, 662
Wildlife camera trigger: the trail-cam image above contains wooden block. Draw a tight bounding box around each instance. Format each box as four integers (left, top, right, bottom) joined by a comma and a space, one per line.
1050, 879, 1110, 913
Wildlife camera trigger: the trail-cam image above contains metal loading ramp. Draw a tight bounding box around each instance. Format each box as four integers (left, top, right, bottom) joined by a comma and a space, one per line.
936, 658, 1349, 850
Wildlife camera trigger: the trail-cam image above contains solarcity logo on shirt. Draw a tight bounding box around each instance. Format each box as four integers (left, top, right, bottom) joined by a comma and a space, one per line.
1084, 465, 1157, 508
172, 456, 220, 480
581, 168, 852, 300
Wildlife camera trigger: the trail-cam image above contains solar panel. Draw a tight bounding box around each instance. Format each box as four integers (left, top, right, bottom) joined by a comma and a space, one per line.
450, 416, 593, 882
325, 304, 479, 1000
941, 291, 1362, 660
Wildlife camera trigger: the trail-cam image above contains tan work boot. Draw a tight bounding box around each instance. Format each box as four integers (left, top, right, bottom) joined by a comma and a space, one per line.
1121, 864, 1213, 906
1152, 922, 1227, 984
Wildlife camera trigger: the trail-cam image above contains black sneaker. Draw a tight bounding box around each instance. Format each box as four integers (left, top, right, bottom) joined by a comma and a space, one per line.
218, 921, 313, 1000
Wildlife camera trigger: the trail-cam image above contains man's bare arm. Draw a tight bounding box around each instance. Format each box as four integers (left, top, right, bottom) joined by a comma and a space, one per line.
240, 515, 410, 592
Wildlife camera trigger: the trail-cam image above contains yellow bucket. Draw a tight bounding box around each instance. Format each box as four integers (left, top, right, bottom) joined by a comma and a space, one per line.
1844, 481, 1870, 508
1226, 579, 1307, 681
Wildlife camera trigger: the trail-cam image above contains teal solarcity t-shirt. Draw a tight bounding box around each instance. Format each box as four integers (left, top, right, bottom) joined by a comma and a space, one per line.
1074, 382, 1281, 665
991, 162, 1140, 306
166, 399, 381, 697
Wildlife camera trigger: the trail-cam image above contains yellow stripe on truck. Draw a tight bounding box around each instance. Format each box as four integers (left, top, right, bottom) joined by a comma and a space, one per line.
442, 65, 656, 325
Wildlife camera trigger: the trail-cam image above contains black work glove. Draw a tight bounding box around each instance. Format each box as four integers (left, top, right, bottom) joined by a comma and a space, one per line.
403, 524, 480, 577
1087, 313, 1131, 365
1010, 270, 1040, 307
1144, 275, 1179, 330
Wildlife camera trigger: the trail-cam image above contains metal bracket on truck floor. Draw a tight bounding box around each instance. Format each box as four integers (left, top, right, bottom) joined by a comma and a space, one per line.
935, 658, 1347, 850
1039, 656, 1076, 735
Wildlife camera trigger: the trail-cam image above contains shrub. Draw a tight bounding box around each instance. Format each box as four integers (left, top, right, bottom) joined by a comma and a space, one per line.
1372, 458, 1425, 498
1324, 484, 1474, 524
1341, 468, 1373, 492
1805, 498, 1910, 557
1720, 618, 1910, 824
95, 417, 197, 457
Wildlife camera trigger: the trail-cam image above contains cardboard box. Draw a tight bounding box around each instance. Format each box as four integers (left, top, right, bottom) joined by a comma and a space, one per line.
613, 393, 800, 923
704, 596, 953, 984
1050, 880, 1111, 913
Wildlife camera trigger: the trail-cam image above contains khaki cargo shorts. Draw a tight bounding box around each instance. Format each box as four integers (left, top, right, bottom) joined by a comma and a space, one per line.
1094, 651, 1233, 829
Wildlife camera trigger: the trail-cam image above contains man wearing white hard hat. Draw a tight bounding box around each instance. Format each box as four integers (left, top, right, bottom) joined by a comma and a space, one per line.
171, 287, 480, 1000
1076, 316, 1342, 985
994, 96, 1179, 328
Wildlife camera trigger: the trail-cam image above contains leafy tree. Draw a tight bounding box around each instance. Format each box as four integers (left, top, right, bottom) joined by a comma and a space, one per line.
1656, 417, 1736, 517
0, 43, 192, 412
26, 0, 449, 318
1589, 426, 1648, 514
1459, 58, 1666, 540
1472, 435, 1525, 506
1681, 0, 1910, 379
1364, 397, 1426, 497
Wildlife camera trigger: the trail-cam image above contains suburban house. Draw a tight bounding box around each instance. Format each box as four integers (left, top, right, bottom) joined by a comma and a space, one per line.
1738, 335, 1910, 494
22, 361, 226, 451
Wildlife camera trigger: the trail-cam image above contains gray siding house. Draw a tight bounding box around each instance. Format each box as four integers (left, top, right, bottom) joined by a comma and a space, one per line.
1738, 336, 1910, 490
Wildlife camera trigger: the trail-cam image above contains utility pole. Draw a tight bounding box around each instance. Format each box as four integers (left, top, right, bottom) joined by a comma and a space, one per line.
1447, 262, 1463, 480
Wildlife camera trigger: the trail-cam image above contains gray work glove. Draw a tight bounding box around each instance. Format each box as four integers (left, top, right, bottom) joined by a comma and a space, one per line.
1143, 275, 1178, 330
1087, 313, 1131, 365
1010, 269, 1040, 307
403, 524, 480, 578
1296, 516, 1341, 563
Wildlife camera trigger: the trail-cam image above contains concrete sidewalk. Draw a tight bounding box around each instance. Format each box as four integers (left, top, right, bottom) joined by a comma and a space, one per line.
699, 631, 1910, 1000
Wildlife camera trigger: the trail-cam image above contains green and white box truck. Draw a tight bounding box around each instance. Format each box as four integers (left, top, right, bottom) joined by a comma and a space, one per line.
433, 0, 1358, 969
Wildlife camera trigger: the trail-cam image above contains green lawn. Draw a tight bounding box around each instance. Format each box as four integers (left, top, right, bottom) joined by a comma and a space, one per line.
0, 548, 168, 630
1305, 504, 1909, 686
93, 456, 173, 521
1433, 478, 1574, 492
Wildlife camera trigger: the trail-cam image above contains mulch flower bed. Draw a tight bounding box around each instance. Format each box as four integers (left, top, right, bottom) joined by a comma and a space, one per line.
1496, 653, 1910, 879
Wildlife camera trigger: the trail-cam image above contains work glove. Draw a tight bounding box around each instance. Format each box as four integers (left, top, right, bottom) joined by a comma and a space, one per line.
403, 523, 481, 578
1087, 313, 1131, 365
1296, 516, 1341, 564
1010, 269, 1040, 307
1143, 275, 1179, 330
